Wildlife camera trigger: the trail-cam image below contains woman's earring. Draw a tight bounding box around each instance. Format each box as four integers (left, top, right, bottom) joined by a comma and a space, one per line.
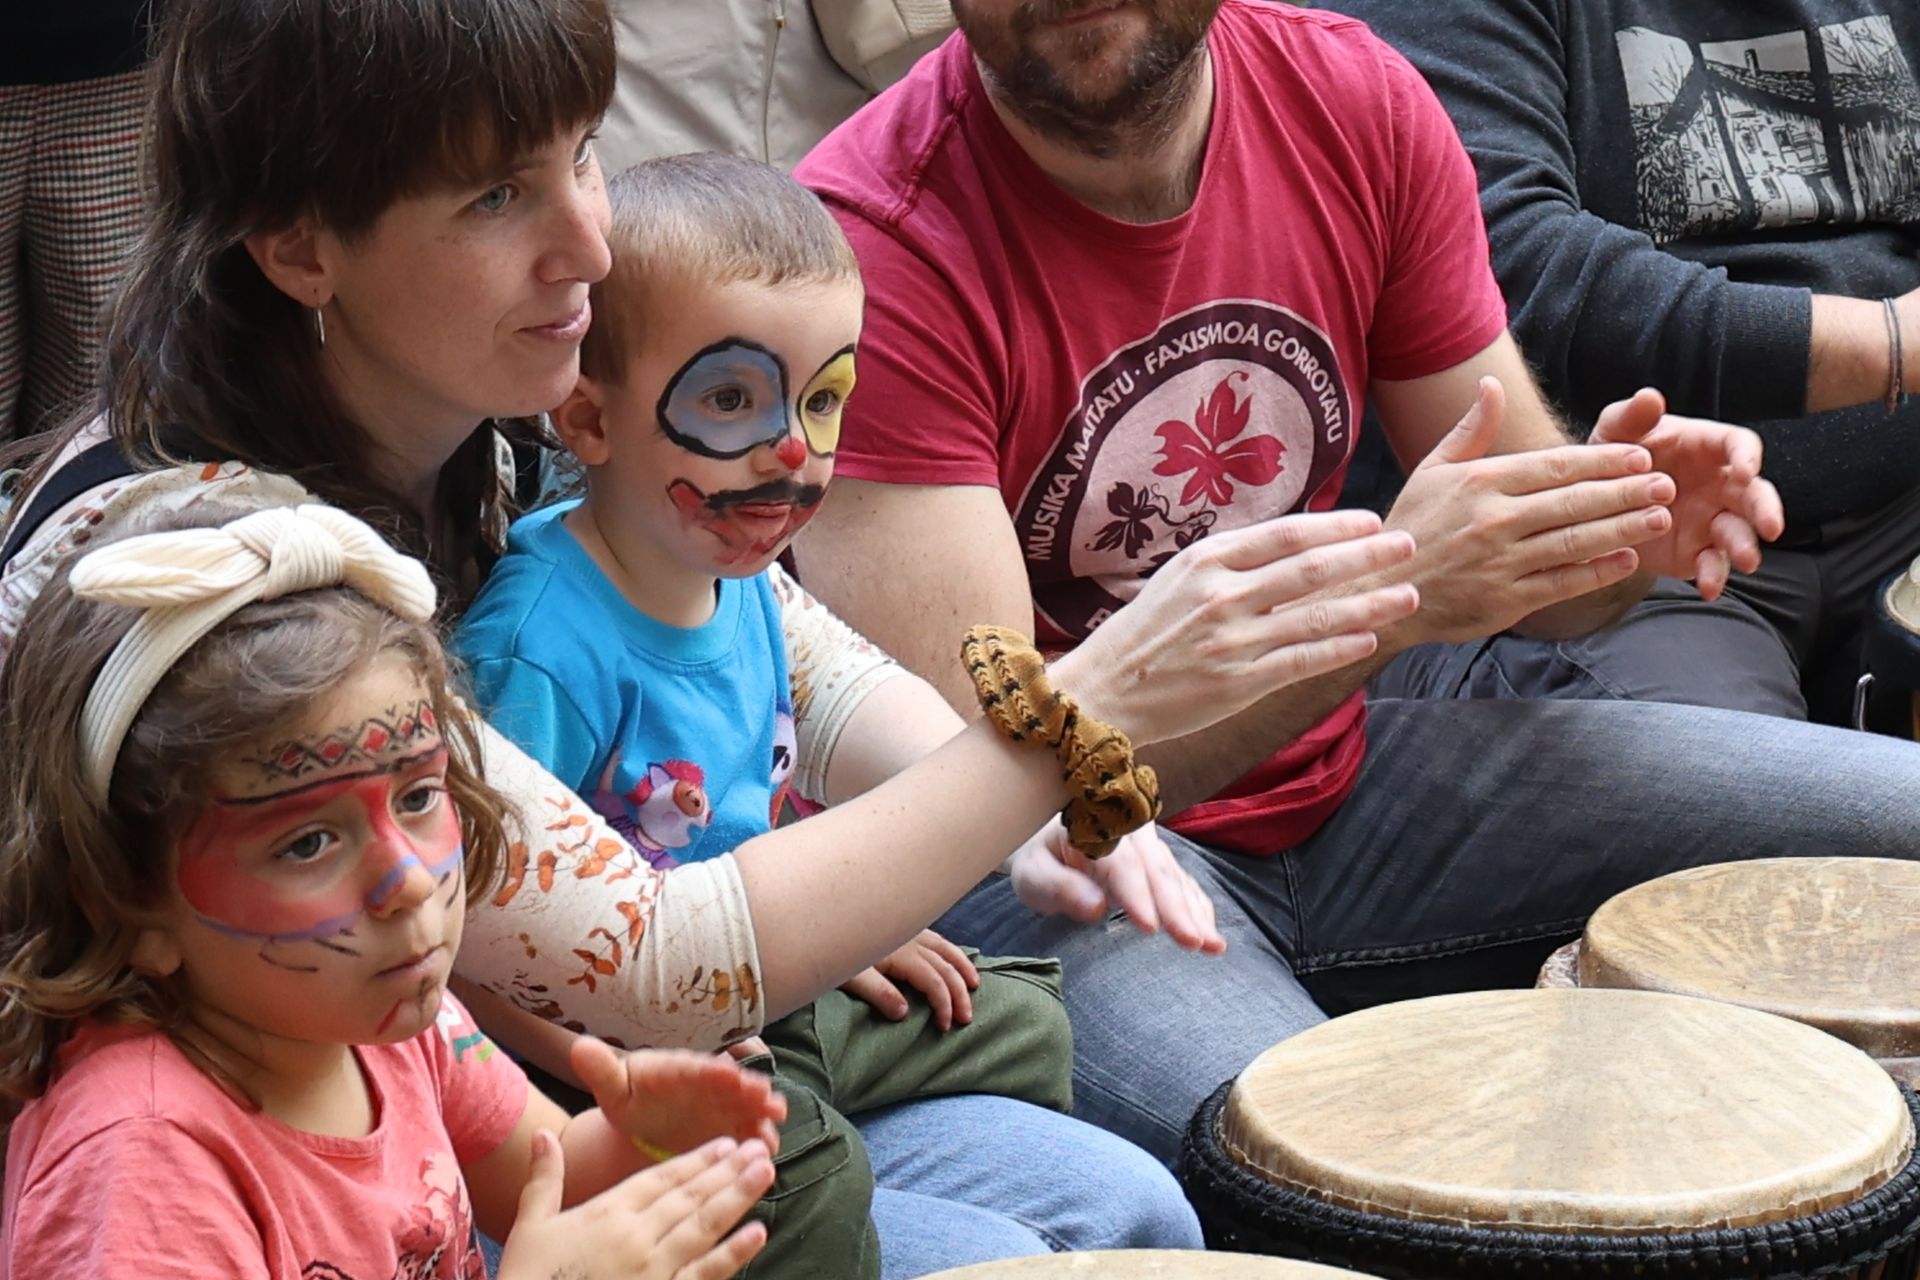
313, 306, 327, 348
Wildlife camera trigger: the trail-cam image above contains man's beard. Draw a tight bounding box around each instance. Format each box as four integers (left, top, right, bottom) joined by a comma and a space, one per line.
959, 0, 1218, 157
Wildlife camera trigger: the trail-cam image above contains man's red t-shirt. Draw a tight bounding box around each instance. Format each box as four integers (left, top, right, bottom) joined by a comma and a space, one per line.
797, 1, 1508, 855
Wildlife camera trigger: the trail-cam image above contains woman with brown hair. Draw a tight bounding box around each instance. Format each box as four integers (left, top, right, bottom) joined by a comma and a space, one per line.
0, 0, 1419, 1273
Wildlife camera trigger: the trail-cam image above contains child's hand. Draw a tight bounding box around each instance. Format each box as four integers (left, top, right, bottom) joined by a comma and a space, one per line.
571, 1037, 787, 1161
724, 1035, 772, 1062
839, 930, 980, 1030
498, 1129, 773, 1280
1006, 820, 1227, 954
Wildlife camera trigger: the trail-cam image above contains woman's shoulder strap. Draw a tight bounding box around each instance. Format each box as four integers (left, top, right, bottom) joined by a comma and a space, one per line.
0, 440, 138, 573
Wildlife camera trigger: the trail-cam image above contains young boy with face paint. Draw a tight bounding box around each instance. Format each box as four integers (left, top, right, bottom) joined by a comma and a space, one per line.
455, 156, 982, 1025
455, 154, 1211, 1265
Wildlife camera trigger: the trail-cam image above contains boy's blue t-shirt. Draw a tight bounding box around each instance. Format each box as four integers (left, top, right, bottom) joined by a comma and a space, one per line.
454, 502, 795, 870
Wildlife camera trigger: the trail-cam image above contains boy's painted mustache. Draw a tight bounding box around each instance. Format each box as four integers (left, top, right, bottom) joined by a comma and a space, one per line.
700, 479, 829, 512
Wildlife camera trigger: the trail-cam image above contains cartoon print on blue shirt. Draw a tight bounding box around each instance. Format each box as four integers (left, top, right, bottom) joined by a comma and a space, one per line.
769, 695, 797, 826
589, 750, 713, 871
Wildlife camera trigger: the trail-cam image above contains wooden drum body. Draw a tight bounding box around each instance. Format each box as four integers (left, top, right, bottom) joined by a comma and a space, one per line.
1536, 857, 1920, 1088
1179, 989, 1920, 1278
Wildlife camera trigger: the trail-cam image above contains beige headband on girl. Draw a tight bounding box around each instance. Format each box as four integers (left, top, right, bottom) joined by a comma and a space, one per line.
71, 505, 438, 802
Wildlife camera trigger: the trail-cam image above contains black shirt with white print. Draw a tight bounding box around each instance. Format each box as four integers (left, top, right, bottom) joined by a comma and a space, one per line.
1323, 0, 1920, 526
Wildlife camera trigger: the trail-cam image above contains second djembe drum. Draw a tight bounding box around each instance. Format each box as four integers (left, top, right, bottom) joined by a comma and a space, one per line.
1180, 989, 1920, 1278
1537, 856, 1920, 1087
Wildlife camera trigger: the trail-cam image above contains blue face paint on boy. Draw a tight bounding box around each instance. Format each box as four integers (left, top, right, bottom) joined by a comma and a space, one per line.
656, 338, 855, 461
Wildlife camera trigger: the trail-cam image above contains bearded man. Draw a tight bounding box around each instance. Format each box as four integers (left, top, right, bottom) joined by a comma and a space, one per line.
791, 0, 1920, 1162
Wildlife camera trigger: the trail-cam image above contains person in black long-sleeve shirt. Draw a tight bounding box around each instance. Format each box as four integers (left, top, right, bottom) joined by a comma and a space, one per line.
1326, 0, 1920, 724
0, 4, 155, 443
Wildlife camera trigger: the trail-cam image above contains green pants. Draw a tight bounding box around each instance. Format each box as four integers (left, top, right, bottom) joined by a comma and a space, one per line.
759, 952, 1073, 1115
741, 952, 1074, 1279
735, 1062, 882, 1280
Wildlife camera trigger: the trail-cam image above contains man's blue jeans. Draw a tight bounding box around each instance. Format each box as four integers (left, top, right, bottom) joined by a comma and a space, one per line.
862, 1093, 1203, 1278
935, 693, 1920, 1163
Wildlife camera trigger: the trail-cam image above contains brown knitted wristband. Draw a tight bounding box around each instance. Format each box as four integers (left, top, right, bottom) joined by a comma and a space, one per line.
960, 624, 1161, 857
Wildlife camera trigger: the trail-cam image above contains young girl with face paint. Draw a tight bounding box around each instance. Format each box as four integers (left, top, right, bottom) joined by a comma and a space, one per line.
0, 507, 787, 1280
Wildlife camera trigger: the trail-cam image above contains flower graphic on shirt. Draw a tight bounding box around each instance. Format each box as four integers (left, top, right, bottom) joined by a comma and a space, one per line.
1091, 482, 1164, 559
391, 1151, 469, 1279
1151, 371, 1285, 507
1091, 481, 1218, 564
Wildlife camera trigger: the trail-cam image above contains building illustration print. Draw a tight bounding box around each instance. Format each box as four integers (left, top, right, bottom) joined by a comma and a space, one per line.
1616, 16, 1919, 242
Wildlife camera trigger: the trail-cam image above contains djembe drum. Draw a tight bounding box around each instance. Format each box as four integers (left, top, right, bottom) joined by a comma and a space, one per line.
1537, 857, 1920, 1087
1859, 564, 1920, 737
1180, 989, 1920, 1278
924, 1252, 1366, 1278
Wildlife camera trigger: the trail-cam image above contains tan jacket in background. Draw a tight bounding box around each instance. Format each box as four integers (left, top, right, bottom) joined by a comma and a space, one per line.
598, 0, 954, 174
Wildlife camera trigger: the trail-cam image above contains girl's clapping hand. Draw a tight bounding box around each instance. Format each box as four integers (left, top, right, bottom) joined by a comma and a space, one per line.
571, 1037, 787, 1159
498, 1129, 775, 1280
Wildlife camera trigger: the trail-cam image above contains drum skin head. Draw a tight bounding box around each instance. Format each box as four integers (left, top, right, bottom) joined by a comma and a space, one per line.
1889, 563, 1920, 638
924, 1251, 1365, 1277
1578, 857, 1920, 1059
1221, 989, 1912, 1234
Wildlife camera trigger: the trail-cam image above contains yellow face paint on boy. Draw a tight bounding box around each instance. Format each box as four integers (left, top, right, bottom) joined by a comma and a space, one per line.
797, 346, 857, 457
657, 341, 857, 461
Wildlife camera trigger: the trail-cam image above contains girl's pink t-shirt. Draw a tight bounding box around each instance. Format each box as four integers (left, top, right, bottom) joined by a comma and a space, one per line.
2, 994, 526, 1280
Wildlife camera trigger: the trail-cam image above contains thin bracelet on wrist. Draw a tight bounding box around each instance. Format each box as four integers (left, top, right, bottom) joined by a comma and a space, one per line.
1884, 296, 1906, 415
630, 1134, 676, 1163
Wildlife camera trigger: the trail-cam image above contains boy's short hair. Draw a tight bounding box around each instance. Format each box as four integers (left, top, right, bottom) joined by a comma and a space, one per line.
581, 153, 864, 384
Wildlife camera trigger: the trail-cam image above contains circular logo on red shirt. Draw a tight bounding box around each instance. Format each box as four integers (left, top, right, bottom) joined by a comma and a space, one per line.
1013, 299, 1352, 640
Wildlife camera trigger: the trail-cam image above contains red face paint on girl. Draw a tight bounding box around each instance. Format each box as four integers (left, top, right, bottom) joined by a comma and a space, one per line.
174, 747, 462, 943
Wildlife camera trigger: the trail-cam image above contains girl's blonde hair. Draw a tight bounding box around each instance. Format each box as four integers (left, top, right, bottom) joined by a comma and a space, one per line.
0, 535, 510, 1119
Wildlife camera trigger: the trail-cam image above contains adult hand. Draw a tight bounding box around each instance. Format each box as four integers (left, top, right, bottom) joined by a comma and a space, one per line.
572, 1037, 787, 1159
1383, 376, 1670, 645
1052, 509, 1421, 745
1007, 820, 1225, 954
1588, 388, 1785, 601
840, 930, 980, 1030
498, 1130, 774, 1280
